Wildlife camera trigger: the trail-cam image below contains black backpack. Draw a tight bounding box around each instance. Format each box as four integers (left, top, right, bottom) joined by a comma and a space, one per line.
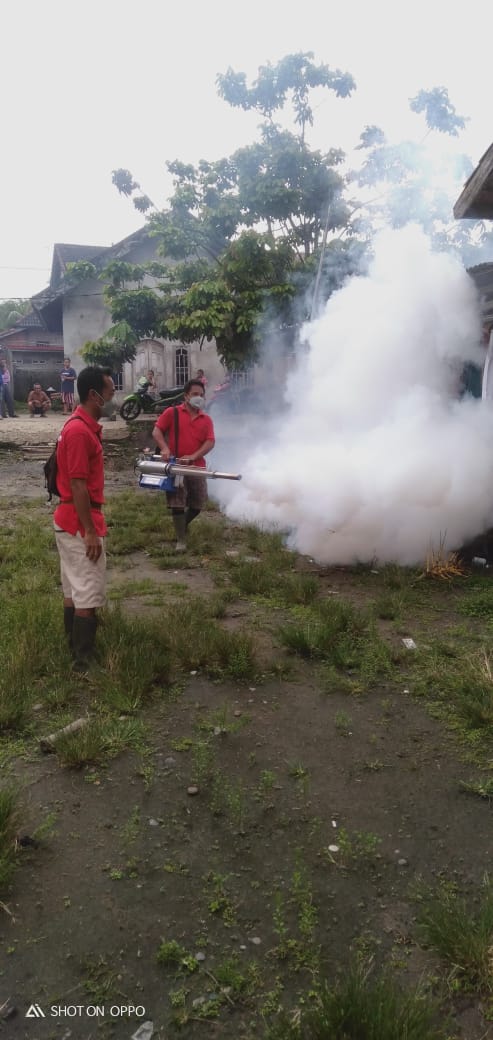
43, 447, 60, 502
43, 416, 85, 502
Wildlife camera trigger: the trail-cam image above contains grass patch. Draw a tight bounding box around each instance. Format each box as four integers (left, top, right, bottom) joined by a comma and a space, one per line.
279, 598, 395, 684
0, 788, 19, 892
96, 606, 172, 713
416, 878, 493, 993
164, 598, 257, 680
412, 645, 493, 735
105, 490, 171, 555
457, 583, 493, 618
54, 717, 148, 768
265, 963, 445, 1039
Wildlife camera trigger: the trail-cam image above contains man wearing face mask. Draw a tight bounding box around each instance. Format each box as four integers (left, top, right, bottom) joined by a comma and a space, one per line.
152, 378, 215, 551
53, 366, 115, 670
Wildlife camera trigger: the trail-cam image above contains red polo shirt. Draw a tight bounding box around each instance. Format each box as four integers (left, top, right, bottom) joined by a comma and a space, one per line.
154, 404, 214, 467
53, 407, 107, 537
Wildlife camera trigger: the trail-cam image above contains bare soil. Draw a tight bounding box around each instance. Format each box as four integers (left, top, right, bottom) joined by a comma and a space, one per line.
1, 436, 493, 1040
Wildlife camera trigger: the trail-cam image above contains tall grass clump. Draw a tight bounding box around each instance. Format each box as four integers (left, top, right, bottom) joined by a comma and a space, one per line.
458, 584, 493, 619
416, 879, 493, 992
279, 598, 394, 682
54, 717, 147, 769
0, 591, 70, 730
413, 647, 493, 732
105, 490, 172, 555
0, 788, 19, 892
0, 517, 57, 591
163, 598, 256, 680
97, 606, 172, 712
243, 524, 287, 555
265, 963, 445, 1040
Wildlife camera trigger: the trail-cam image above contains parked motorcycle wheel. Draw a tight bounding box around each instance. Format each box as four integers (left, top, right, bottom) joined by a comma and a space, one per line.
120, 398, 142, 421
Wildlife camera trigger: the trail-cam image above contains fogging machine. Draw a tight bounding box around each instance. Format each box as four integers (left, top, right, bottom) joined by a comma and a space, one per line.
136, 454, 242, 492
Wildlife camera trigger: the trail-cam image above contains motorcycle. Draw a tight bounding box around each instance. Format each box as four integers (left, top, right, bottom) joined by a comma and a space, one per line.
120, 378, 185, 421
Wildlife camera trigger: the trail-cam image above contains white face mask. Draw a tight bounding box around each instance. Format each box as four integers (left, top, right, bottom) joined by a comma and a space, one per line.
188, 395, 205, 410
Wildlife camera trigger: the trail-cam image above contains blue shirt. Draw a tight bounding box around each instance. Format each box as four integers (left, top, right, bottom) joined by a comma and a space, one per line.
61, 366, 76, 389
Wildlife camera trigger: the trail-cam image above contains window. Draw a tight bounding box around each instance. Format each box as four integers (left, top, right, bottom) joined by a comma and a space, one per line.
112, 371, 123, 391
175, 347, 189, 386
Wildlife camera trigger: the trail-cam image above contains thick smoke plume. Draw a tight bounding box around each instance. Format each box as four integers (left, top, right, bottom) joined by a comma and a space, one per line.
220, 225, 493, 565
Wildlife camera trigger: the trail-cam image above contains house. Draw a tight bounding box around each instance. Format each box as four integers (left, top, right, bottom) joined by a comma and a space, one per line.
0, 310, 64, 402
0, 243, 107, 400
454, 143, 493, 332
453, 143, 493, 220
26, 229, 225, 397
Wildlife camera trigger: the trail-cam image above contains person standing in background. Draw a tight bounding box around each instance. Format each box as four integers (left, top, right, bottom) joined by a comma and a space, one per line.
195, 368, 208, 391
0, 360, 17, 417
61, 357, 77, 414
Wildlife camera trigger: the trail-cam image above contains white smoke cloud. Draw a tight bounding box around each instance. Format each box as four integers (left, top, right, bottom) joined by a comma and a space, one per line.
220, 225, 493, 565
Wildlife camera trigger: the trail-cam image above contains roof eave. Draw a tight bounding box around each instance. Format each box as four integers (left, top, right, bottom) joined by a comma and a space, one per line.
454, 143, 493, 219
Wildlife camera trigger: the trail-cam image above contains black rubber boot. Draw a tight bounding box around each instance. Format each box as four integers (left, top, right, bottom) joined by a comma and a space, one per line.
185, 508, 201, 527
64, 606, 75, 650
171, 511, 187, 552
72, 616, 98, 673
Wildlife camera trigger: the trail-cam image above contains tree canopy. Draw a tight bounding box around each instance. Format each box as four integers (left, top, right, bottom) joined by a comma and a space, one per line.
83, 54, 485, 372
0, 299, 30, 333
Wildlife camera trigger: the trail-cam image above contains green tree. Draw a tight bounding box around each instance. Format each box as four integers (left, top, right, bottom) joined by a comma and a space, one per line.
90, 64, 482, 371
101, 52, 359, 370
350, 88, 490, 262
0, 299, 30, 333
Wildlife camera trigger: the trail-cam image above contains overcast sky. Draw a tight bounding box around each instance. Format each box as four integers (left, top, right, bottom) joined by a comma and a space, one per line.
1, 0, 492, 302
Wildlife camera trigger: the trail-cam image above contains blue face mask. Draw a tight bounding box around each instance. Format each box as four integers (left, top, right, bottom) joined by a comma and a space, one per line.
188, 395, 205, 410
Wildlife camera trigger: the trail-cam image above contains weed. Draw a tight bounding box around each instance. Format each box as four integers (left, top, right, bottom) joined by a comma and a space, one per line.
416, 877, 493, 992
172, 737, 195, 752
279, 598, 394, 684
163, 598, 257, 680
96, 606, 171, 712
0, 788, 19, 892
32, 810, 58, 843
82, 956, 120, 1004
334, 711, 352, 735
288, 763, 309, 781
374, 592, 405, 620
120, 806, 140, 845
265, 962, 446, 1039
413, 646, 493, 734
364, 759, 384, 772
206, 872, 236, 926
257, 770, 277, 797
157, 940, 198, 973
458, 585, 493, 618
191, 740, 216, 784
54, 717, 147, 768
209, 773, 247, 831
459, 777, 493, 799
291, 863, 318, 941
327, 827, 381, 867
196, 704, 246, 736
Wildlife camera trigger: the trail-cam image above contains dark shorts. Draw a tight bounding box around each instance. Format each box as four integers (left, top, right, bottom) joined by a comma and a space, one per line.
166, 475, 208, 510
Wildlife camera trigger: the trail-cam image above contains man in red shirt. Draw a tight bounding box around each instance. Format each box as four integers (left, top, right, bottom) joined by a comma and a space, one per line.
53, 366, 115, 670
152, 379, 215, 551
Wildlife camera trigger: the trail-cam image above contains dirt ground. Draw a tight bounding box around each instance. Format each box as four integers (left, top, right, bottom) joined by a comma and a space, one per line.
1, 431, 493, 1040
